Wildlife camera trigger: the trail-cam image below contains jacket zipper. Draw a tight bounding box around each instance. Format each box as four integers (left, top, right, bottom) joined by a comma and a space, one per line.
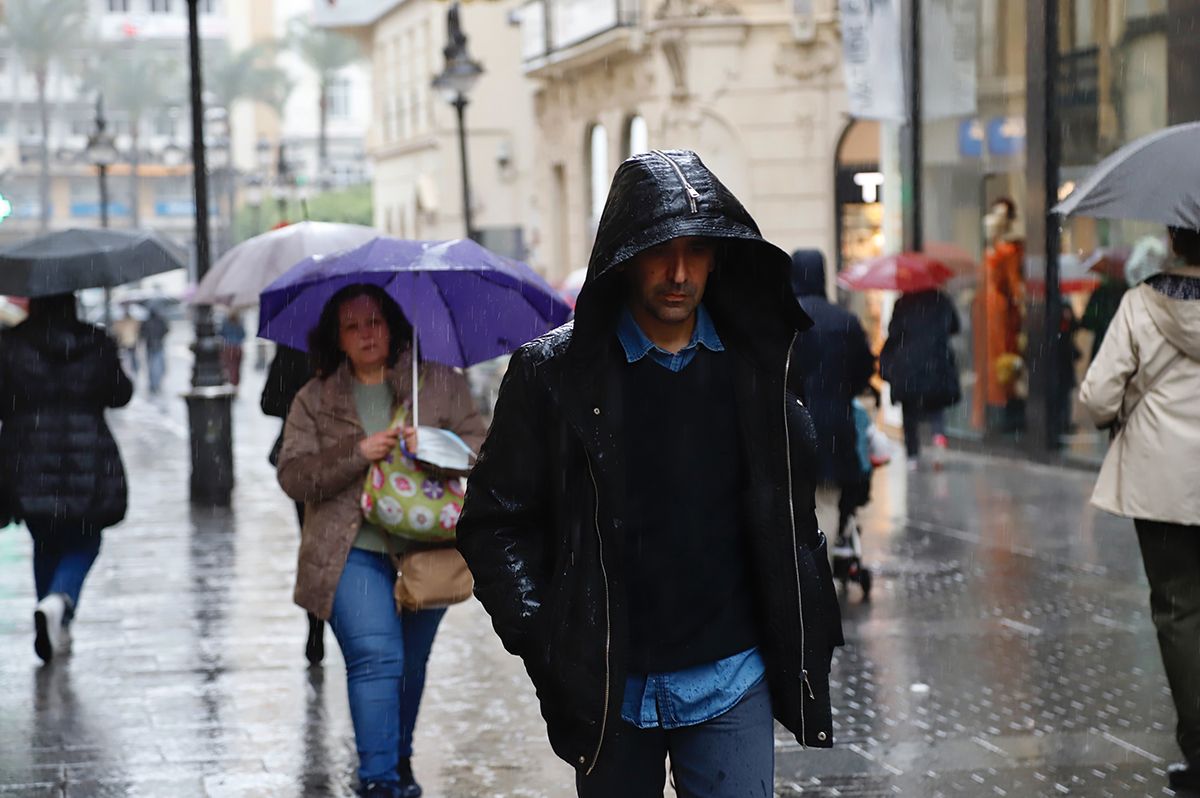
584, 455, 611, 775
782, 330, 809, 747
650, 150, 700, 213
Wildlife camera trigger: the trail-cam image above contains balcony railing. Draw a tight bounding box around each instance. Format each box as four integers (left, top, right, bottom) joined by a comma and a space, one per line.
520, 0, 640, 62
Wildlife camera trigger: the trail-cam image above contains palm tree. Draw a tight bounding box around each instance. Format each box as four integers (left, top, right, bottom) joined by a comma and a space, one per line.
204, 43, 290, 157
3, 0, 89, 231
87, 45, 182, 228
288, 17, 359, 172
203, 44, 289, 252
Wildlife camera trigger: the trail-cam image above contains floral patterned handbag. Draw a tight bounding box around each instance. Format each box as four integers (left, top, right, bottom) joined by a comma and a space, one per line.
360, 405, 466, 543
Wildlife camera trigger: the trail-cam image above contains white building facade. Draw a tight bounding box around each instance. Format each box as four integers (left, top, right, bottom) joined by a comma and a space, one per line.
316, 0, 538, 262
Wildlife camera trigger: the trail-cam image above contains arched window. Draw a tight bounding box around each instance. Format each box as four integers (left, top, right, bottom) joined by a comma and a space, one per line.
587, 123, 609, 232
626, 114, 648, 157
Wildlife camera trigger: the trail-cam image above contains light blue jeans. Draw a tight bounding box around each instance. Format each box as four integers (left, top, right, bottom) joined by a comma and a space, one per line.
328, 548, 446, 787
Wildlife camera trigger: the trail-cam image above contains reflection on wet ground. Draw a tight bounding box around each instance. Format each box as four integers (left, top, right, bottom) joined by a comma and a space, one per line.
0, 333, 1184, 796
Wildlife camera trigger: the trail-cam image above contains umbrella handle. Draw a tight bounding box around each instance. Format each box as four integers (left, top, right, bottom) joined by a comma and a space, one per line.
411, 331, 419, 434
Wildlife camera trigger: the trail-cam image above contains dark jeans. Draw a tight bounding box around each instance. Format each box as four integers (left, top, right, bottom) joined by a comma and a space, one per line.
27, 520, 103, 614
1135, 519, 1200, 763
901, 404, 946, 459
328, 548, 446, 787
576, 677, 774, 798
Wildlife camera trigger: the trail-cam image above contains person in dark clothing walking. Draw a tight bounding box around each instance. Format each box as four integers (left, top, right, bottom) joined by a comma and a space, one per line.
140, 308, 169, 395
880, 289, 962, 467
790, 250, 876, 539
0, 293, 133, 662
260, 343, 325, 664
458, 150, 843, 797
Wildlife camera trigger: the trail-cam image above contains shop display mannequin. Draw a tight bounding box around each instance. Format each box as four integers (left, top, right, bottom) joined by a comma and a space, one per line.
972, 198, 1026, 432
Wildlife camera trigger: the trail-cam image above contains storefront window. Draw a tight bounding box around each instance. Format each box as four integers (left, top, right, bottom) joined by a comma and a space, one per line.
918, 1, 1028, 442
1057, 0, 1168, 461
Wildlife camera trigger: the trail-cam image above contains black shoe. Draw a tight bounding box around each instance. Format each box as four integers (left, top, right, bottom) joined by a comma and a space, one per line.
397, 758, 422, 798
305, 613, 324, 665
1169, 762, 1200, 791
360, 782, 400, 798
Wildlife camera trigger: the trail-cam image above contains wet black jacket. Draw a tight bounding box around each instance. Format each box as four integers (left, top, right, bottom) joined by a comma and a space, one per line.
880, 290, 962, 409
791, 251, 875, 485
0, 317, 132, 529
261, 344, 313, 466
458, 150, 844, 774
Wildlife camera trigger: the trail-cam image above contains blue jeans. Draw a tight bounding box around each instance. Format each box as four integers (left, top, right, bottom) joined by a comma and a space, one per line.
27, 520, 103, 616
328, 548, 446, 787
147, 347, 166, 394
577, 677, 774, 798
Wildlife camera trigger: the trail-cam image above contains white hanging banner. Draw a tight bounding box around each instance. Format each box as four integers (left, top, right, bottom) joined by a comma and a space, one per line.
922, 0, 978, 120
839, 0, 907, 122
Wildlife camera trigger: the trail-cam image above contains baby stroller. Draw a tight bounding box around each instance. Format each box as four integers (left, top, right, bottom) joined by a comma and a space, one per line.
830, 397, 890, 600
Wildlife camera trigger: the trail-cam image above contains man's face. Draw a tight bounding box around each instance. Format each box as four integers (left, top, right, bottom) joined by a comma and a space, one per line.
626, 236, 716, 325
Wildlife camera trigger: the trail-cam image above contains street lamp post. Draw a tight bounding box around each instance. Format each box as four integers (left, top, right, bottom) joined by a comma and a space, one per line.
85, 94, 118, 326
185, 0, 235, 507
432, 1, 483, 242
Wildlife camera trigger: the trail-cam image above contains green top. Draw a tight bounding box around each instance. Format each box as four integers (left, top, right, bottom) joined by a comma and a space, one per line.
352, 380, 400, 554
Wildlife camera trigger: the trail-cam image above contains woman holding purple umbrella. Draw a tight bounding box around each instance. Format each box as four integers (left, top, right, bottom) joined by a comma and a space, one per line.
277, 284, 485, 798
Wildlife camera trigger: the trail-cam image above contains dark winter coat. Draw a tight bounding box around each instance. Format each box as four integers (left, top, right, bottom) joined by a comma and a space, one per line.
261, 344, 314, 466
880, 290, 962, 409
790, 250, 875, 485
457, 150, 844, 774
0, 317, 133, 529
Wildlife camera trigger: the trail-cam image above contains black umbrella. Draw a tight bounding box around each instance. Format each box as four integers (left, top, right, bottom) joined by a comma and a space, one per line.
0, 228, 186, 297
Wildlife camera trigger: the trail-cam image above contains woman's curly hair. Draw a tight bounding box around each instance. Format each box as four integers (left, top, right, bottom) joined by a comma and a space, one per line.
307, 283, 414, 378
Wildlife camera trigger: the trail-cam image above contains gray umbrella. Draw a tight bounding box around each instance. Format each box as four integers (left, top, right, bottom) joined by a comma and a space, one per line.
1053, 122, 1200, 228
0, 228, 186, 297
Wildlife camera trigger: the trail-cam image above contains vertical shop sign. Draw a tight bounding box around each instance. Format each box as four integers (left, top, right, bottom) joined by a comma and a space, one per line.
839, 0, 906, 121
922, 0, 977, 119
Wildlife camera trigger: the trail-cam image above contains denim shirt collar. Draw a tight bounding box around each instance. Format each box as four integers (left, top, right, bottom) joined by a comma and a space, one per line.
617, 303, 724, 369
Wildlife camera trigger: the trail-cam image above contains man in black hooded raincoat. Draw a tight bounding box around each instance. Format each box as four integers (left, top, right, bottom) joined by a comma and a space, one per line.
458, 150, 843, 796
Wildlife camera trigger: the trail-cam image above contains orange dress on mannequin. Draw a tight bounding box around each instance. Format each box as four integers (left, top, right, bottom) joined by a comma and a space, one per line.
972, 240, 1024, 429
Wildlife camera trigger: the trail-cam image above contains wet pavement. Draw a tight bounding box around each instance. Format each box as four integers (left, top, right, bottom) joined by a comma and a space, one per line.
0, 329, 1188, 797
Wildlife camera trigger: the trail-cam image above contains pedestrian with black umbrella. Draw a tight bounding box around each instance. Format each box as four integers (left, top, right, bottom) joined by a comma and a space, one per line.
0, 227, 181, 663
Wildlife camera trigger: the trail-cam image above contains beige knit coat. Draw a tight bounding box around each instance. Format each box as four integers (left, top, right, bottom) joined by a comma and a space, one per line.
278, 350, 486, 619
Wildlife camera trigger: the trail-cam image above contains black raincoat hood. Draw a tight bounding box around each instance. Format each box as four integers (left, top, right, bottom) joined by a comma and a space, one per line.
791, 249, 828, 298
570, 149, 808, 358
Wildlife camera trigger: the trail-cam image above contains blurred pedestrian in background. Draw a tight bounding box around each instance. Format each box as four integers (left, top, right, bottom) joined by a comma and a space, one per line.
1081, 273, 1128, 364
260, 342, 324, 664
277, 284, 484, 798
140, 307, 168, 395
880, 287, 962, 469
1080, 225, 1200, 794
0, 293, 132, 663
219, 310, 247, 390
791, 249, 876, 539
111, 307, 141, 377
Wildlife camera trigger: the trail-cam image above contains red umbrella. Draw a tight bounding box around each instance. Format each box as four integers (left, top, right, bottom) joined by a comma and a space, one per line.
1082, 246, 1130, 281
923, 241, 976, 274
838, 252, 954, 292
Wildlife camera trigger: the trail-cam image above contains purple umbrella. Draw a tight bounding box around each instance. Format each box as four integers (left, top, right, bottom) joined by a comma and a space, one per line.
257, 237, 571, 369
